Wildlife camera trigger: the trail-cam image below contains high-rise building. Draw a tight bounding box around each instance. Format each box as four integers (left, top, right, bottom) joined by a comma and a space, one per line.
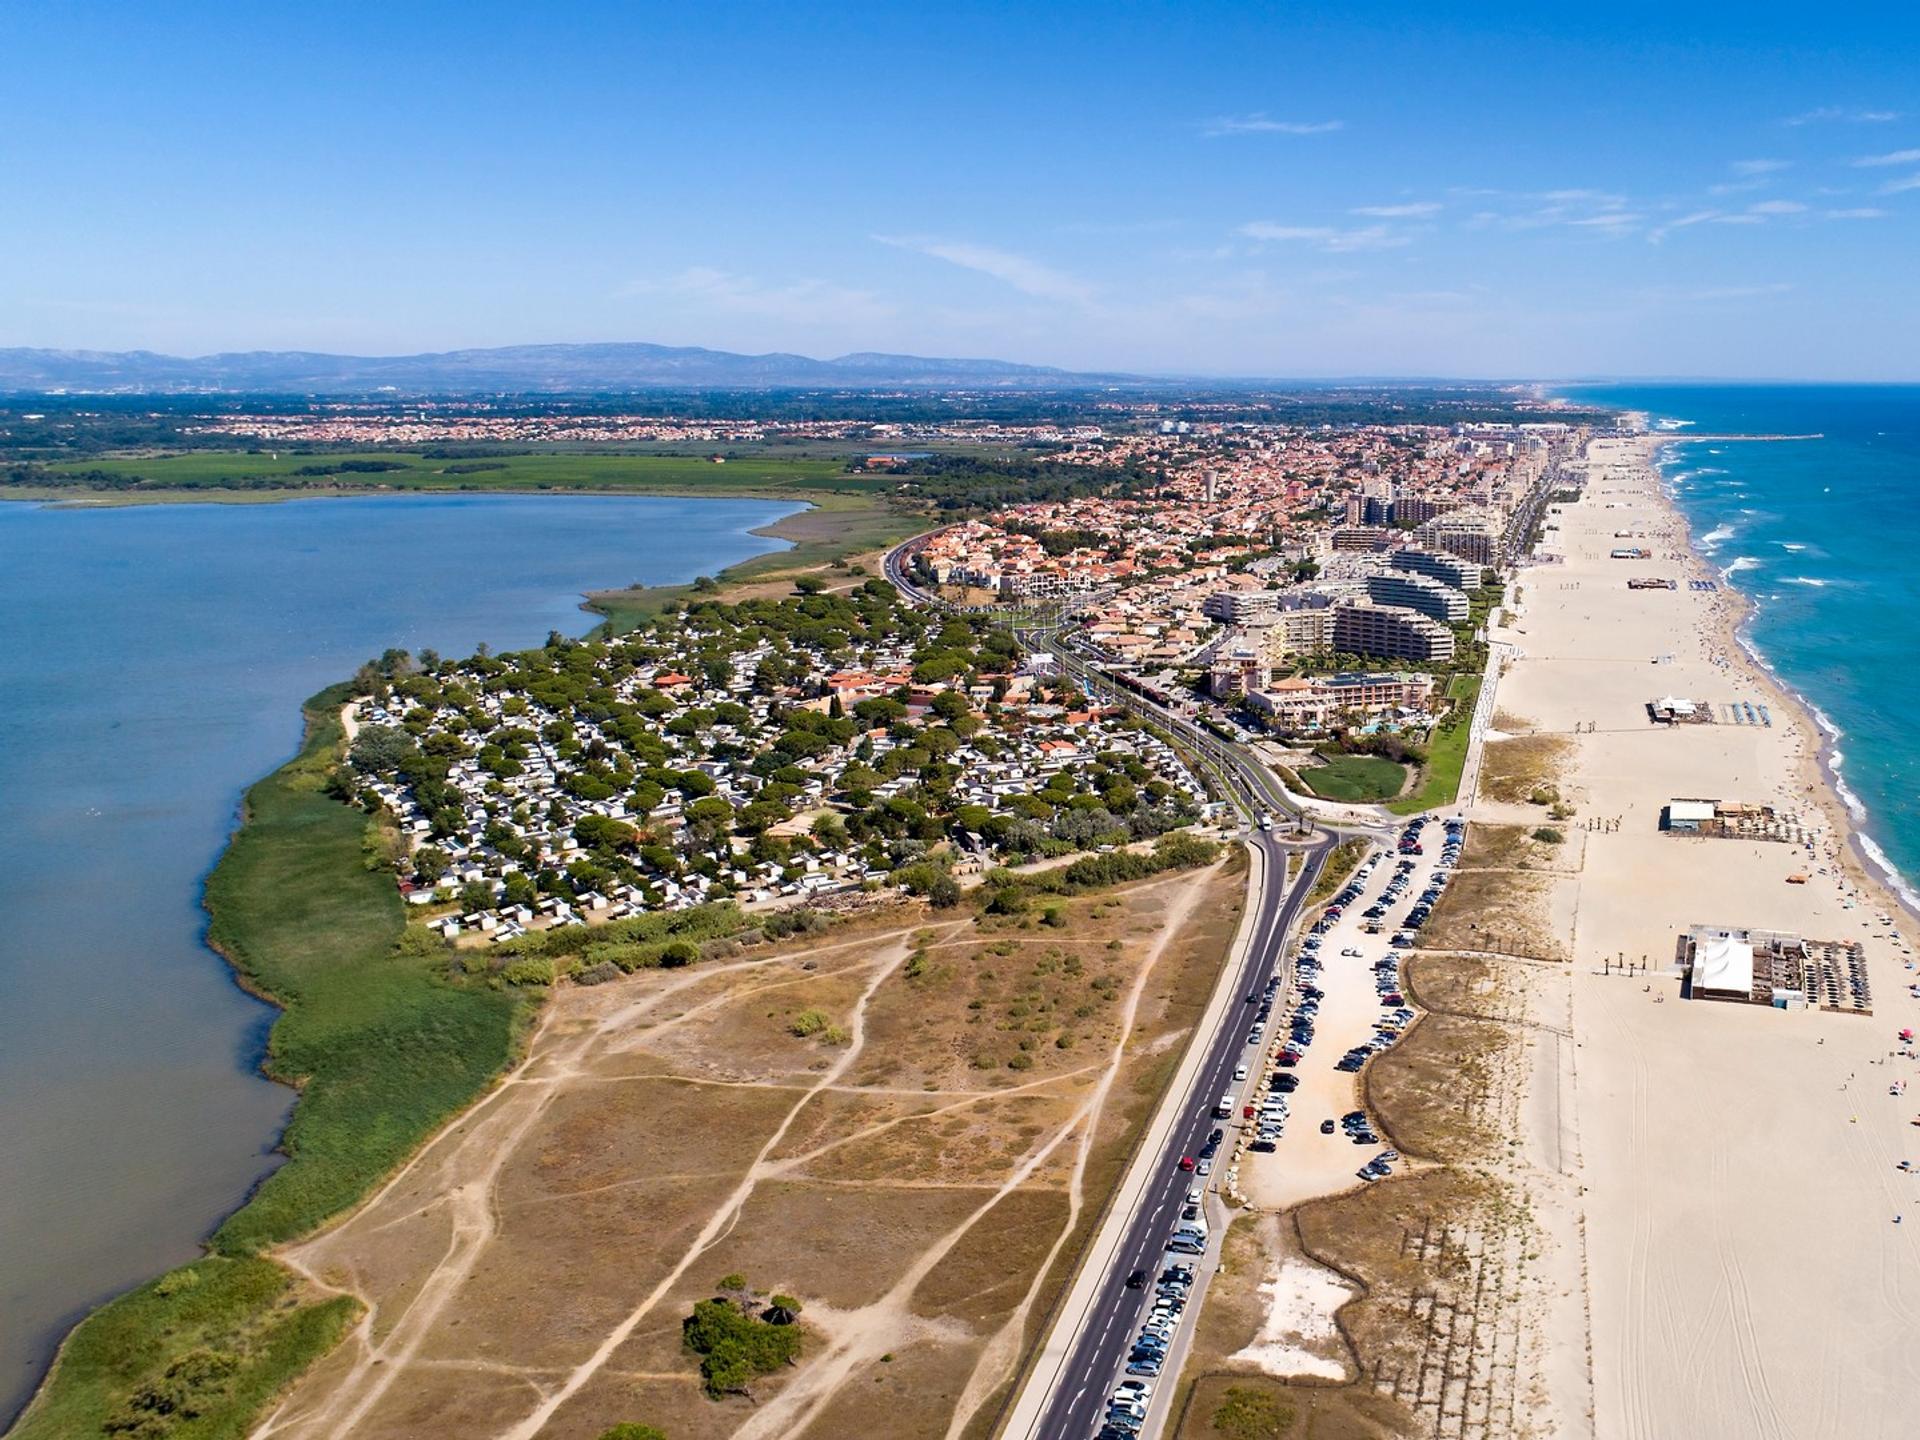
1367, 571, 1469, 624
1413, 507, 1502, 566
1331, 601, 1456, 663
1264, 604, 1334, 658
1391, 546, 1478, 590
1393, 495, 1459, 528
1202, 588, 1278, 624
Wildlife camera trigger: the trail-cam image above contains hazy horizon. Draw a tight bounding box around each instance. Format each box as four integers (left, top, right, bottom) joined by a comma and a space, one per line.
3, 2, 1917, 380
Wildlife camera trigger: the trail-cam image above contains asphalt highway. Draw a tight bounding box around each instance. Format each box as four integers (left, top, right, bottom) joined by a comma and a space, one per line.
880, 534, 1336, 1439
1032, 827, 1327, 1439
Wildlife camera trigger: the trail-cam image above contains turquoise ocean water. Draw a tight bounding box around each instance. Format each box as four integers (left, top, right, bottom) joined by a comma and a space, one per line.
1560, 384, 1920, 908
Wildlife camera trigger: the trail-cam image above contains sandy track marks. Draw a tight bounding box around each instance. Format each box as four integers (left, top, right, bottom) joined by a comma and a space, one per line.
252, 917, 940, 1440
491, 929, 923, 1440
765, 1063, 1101, 1173
940, 862, 1218, 1439
257, 1009, 588, 1439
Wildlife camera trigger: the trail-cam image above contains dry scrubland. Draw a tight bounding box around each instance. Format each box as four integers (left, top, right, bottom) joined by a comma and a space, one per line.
251, 859, 1244, 1440
1175, 820, 1589, 1440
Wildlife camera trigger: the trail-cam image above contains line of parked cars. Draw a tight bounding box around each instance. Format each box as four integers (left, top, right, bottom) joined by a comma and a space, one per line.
1099, 1262, 1198, 1435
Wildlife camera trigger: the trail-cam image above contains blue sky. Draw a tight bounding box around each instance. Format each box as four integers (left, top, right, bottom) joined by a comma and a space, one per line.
2, 1, 1916, 378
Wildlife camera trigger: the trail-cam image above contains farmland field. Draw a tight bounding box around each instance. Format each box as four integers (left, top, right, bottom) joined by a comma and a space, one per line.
42, 450, 883, 496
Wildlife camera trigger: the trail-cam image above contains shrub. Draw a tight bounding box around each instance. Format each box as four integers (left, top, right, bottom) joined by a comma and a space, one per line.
501, 958, 555, 987
1212, 1385, 1295, 1440
789, 1009, 830, 1038
682, 1297, 801, 1396
1531, 826, 1565, 845
105, 1348, 241, 1436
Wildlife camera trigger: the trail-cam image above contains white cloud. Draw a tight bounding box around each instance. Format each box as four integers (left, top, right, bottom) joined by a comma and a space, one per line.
1732, 158, 1791, 175
1566, 212, 1644, 230
1203, 114, 1343, 137
1648, 209, 1721, 243
1785, 106, 1901, 126
1350, 201, 1442, 218
1853, 148, 1920, 167
1540, 188, 1628, 207
1824, 207, 1888, 219
1678, 283, 1793, 301
1746, 199, 1808, 215
1876, 172, 1920, 194
1237, 221, 1408, 252
871, 235, 1096, 304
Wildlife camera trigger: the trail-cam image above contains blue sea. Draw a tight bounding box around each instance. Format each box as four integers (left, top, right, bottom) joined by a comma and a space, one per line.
1561, 383, 1920, 907
0, 492, 800, 1423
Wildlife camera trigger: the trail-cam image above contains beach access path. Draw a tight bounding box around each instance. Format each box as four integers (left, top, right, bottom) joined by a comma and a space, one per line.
1493, 435, 1920, 1440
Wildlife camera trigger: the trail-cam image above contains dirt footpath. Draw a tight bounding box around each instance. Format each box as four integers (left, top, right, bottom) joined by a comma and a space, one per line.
250, 862, 1244, 1440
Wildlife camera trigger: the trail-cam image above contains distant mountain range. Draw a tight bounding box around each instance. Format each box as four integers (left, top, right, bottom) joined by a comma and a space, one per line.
0, 342, 1142, 394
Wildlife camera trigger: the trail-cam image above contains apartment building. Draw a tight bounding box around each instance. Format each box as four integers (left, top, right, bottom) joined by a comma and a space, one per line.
1390, 546, 1478, 590
1331, 600, 1457, 663
1366, 571, 1470, 625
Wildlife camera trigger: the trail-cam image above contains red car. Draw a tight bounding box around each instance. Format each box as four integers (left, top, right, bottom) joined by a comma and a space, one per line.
1177, 1155, 1196, 1172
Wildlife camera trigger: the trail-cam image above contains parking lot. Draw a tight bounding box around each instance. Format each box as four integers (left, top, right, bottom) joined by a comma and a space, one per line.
1236, 817, 1462, 1212
1081, 820, 1461, 1439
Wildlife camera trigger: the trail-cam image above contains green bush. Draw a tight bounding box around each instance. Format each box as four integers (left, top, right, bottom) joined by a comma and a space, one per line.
682, 1297, 801, 1396
1212, 1384, 1295, 1439
501, 957, 555, 987
789, 1009, 830, 1038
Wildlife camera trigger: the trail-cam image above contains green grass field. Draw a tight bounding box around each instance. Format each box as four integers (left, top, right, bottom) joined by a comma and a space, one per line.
1387, 673, 1482, 815
7, 687, 535, 1439
6, 1258, 356, 1440
1297, 753, 1407, 804
44, 449, 882, 496
587, 493, 927, 630
203, 687, 532, 1251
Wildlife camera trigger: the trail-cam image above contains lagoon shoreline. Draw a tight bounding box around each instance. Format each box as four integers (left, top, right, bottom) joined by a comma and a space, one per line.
0, 492, 844, 1435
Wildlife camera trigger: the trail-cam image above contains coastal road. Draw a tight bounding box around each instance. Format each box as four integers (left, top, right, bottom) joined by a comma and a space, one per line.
1005, 827, 1328, 1440
881, 537, 1336, 1438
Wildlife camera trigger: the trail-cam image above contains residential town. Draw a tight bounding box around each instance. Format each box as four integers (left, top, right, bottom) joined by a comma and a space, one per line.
343, 580, 1210, 945
343, 416, 1581, 945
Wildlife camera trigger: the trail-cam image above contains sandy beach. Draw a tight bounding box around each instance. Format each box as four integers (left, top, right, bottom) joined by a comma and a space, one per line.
1489, 434, 1920, 1440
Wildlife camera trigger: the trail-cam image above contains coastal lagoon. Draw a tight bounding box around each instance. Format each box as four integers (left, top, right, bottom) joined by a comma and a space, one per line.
0, 492, 802, 1422
1562, 384, 1920, 906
